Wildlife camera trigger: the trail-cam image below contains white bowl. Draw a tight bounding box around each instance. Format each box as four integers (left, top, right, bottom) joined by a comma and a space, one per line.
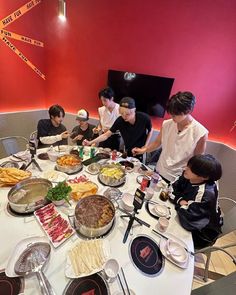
47, 150, 59, 162
121, 193, 134, 212
154, 204, 169, 217
166, 239, 188, 264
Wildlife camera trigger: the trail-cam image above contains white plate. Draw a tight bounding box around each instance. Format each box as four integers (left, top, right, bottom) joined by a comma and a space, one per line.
10, 150, 30, 161
165, 239, 188, 264
65, 239, 110, 278
41, 170, 68, 182
159, 233, 190, 269
154, 204, 169, 217
148, 203, 170, 218
5, 236, 48, 277
34, 204, 75, 248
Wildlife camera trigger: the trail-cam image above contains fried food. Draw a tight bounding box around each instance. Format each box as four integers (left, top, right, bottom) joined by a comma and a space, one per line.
69, 181, 98, 201
0, 167, 31, 186
57, 155, 81, 166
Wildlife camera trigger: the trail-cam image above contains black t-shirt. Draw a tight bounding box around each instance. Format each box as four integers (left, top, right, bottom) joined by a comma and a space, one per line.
71, 123, 97, 145
37, 119, 68, 148
110, 112, 152, 152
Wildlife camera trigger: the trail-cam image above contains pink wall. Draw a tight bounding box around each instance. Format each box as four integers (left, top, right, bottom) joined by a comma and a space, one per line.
0, 0, 235, 147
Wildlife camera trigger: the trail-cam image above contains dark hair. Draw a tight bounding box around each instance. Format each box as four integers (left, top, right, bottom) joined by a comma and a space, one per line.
49, 104, 65, 118
98, 87, 114, 100
187, 154, 222, 182
166, 91, 196, 115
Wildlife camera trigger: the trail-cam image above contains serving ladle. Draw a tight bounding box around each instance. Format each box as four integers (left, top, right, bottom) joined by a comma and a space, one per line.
14, 242, 56, 295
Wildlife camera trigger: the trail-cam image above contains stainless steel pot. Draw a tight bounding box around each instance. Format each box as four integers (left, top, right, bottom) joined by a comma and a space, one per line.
56, 154, 83, 174
8, 178, 52, 213
73, 195, 115, 238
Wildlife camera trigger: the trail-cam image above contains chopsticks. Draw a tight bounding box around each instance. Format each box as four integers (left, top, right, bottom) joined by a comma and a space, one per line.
152, 229, 195, 256
117, 273, 126, 295
117, 267, 131, 295
121, 267, 131, 295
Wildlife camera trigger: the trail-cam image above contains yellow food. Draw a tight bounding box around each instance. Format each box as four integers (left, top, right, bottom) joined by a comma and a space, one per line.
0, 167, 31, 186
69, 181, 98, 201
68, 239, 107, 276
57, 155, 81, 166
100, 167, 124, 179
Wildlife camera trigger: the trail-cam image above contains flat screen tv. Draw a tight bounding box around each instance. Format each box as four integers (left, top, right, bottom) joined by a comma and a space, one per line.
107, 69, 174, 117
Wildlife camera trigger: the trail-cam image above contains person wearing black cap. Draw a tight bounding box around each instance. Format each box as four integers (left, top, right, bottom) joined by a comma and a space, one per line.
70, 109, 98, 146
83, 97, 153, 157
37, 104, 70, 148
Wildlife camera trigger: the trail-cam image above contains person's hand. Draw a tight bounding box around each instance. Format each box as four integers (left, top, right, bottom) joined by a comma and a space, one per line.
75, 134, 83, 141
93, 127, 100, 134
83, 139, 91, 146
132, 147, 146, 156
179, 200, 188, 206
61, 131, 70, 139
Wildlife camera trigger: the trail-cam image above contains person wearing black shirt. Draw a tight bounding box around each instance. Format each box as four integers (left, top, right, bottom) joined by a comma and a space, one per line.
37, 104, 69, 148
170, 154, 223, 248
83, 97, 153, 156
70, 109, 98, 145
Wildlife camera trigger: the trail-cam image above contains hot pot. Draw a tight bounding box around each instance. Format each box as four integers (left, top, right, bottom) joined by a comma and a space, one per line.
8, 178, 52, 213
73, 195, 115, 238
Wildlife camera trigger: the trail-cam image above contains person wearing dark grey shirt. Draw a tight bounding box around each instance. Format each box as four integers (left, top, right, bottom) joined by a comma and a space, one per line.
37, 104, 69, 148
83, 97, 153, 156
70, 109, 98, 146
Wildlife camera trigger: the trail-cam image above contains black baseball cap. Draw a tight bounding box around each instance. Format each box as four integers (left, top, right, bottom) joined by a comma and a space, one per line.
119, 97, 136, 109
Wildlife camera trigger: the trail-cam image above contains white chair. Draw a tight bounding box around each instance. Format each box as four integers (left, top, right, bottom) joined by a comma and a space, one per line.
194, 197, 236, 282
0, 136, 28, 158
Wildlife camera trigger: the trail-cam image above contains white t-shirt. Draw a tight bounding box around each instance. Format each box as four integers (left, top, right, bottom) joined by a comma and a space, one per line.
98, 103, 120, 131
156, 118, 208, 182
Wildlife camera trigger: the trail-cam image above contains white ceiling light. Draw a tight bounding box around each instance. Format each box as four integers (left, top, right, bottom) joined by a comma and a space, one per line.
59, 0, 66, 21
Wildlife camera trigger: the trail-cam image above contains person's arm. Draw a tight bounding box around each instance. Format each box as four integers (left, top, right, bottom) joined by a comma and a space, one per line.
144, 128, 153, 147
194, 133, 208, 155
132, 128, 162, 155
83, 130, 113, 146
40, 131, 70, 145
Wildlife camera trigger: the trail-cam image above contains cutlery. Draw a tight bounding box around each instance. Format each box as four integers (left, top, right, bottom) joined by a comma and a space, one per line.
117, 273, 126, 295
11, 154, 26, 161
152, 229, 194, 256
121, 267, 131, 295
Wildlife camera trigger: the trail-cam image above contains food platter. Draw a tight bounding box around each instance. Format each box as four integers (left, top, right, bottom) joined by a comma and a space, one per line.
74, 195, 115, 238
34, 203, 75, 248
69, 181, 98, 201
56, 154, 83, 174
98, 164, 126, 187
0, 167, 31, 187
42, 170, 68, 183
65, 239, 110, 278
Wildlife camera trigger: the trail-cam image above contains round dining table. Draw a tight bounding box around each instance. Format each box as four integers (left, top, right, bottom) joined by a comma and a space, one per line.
0, 147, 194, 295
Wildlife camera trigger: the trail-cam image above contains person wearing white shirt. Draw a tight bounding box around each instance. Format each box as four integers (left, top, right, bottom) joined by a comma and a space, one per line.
93, 87, 120, 150
132, 91, 208, 182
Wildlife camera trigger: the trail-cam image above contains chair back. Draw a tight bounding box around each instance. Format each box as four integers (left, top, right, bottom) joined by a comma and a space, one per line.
219, 198, 236, 236
0, 136, 28, 158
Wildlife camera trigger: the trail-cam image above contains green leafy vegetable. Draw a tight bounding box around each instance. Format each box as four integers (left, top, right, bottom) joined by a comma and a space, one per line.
46, 181, 72, 205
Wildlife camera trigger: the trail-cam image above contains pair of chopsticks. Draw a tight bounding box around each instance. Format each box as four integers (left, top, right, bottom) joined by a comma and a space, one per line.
117, 267, 131, 295
152, 229, 195, 256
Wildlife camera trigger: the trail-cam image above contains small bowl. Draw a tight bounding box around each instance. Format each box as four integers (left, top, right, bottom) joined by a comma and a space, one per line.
47, 150, 59, 162
166, 239, 188, 264
121, 193, 134, 212
52, 199, 66, 206
154, 204, 169, 217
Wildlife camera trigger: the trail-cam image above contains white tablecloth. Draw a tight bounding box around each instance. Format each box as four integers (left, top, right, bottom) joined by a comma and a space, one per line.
0, 150, 194, 295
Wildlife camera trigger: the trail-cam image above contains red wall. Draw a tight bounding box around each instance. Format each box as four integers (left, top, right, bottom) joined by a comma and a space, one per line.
0, 0, 46, 111
0, 0, 236, 147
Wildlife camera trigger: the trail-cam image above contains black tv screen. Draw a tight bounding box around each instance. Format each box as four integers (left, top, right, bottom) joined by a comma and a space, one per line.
107, 69, 174, 117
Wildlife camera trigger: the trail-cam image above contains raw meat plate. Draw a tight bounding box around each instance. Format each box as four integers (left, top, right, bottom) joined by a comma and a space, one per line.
34, 203, 75, 248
